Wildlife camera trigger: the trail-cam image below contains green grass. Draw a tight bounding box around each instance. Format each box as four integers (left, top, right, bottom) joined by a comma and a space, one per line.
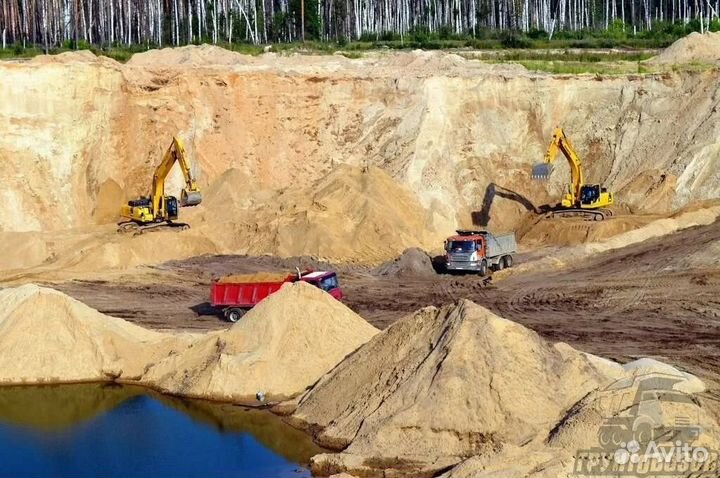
489, 50, 654, 62
0, 45, 46, 60
508, 59, 639, 74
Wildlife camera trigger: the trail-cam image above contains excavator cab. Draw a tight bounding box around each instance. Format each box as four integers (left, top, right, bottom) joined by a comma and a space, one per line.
580, 185, 600, 204
166, 196, 179, 220
579, 184, 614, 209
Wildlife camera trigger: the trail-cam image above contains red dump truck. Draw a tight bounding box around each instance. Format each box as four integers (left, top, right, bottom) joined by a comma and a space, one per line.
444, 229, 517, 276
210, 270, 343, 322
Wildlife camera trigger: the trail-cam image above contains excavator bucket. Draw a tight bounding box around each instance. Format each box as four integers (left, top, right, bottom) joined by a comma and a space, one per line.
531, 163, 553, 180
181, 190, 203, 207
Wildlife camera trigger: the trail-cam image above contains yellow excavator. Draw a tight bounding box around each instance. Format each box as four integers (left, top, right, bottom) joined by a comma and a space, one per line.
118, 136, 202, 234
532, 127, 614, 221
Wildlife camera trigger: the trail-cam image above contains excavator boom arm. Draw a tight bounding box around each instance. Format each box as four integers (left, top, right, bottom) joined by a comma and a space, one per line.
535, 127, 585, 202
151, 137, 202, 217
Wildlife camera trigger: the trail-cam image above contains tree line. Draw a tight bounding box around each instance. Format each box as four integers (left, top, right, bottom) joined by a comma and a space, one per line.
1, 0, 718, 49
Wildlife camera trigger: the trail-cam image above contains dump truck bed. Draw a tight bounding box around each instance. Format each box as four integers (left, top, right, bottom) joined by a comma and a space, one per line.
211, 281, 287, 308
210, 270, 343, 310
216, 272, 294, 284
485, 233, 517, 258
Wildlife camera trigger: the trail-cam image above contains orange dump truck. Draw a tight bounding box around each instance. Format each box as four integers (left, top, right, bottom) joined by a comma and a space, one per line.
444, 229, 517, 276
210, 270, 343, 322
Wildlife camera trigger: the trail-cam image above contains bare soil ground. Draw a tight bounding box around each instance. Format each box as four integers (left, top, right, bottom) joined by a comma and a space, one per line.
46, 219, 720, 390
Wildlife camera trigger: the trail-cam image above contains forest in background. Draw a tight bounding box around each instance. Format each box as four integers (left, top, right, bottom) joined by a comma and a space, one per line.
1, 0, 718, 51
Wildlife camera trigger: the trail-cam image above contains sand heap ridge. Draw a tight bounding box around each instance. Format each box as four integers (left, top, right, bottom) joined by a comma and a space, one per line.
184, 165, 441, 266
0, 283, 377, 403
291, 300, 608, 475
0, 285, 172, 383
649, 31, 720, 64
290, 300, 719, 477
143, 281, 379, 401
372, 247, 436, 278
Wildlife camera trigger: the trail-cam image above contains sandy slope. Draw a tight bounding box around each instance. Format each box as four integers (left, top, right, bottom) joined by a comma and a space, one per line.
290, 300, 719, 477
3, 45, 720, 241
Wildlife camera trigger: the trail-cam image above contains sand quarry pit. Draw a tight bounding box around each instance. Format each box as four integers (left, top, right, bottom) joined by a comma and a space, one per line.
3, 33, 720, 476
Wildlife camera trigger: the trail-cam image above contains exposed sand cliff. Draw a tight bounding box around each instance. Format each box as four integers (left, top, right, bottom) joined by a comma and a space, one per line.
3, 47, 720, 273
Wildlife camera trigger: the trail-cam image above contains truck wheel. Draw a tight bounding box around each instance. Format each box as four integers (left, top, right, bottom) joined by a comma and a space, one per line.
634, 422, 654, 445
225, 308, 246, 323
504, 255, 513, 268
495, 259, 505, 271
479, 260, 488, 277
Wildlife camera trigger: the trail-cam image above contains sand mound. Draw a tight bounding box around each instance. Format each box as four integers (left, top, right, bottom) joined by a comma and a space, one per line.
650, 31, 720, 64
0, 285, 172, 383
372, 247, 435, 277
142, 281, 379, 401
291, 300, 609, 476
264, 165, 439, 262
290, 298, 719, 477
188, 165, 441, 265
0, 283, 376, 404
30, 50, 103, 65
126, 44, 248, 67
200, 167, 261, 209
0, 165, 443, 279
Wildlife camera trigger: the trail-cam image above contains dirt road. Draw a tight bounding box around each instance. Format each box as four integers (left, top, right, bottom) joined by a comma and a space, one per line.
48, 219, 720, 386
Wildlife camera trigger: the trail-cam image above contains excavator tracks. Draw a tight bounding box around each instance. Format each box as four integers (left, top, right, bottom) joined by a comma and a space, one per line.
545, 208, 614, 221
117, 221, 190, 235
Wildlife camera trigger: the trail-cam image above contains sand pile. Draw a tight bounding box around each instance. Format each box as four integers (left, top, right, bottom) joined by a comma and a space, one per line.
186, 165, 441, 265
259, 165, 439, 262
650, 31, 720, 64
0, 285, 175, 383
0, 283, 377, 403
290, 299, 719, 477
291, 300, 609, 476
143, 281, 379, 401
126, 44, 248, 67
372, 248, 436, 277
0, 165, 442, 278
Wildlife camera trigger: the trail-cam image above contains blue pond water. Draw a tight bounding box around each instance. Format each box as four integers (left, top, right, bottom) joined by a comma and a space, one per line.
0, 384, 323, 478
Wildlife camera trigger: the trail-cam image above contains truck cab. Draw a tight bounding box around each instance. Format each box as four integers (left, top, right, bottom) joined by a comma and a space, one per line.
445, 233, 487, 274
299, 271, 343, 300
